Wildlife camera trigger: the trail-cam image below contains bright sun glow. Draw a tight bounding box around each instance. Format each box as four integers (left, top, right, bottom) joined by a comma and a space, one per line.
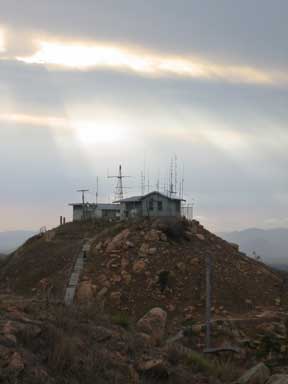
17, 40, 278, 85
72, 120, 128, 146
0, 28, 6, 53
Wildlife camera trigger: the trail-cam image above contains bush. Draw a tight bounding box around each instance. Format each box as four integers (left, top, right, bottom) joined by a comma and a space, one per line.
163, 220, 186, 242
111, 313, 131, 329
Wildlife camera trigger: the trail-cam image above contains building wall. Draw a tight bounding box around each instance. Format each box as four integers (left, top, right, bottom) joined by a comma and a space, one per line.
121, 193, 181, 219
73, 205, 120, 221
141, 194, 181, 217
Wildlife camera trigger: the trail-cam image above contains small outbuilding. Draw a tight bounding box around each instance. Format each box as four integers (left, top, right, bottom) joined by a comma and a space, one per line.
114, 191, 185, 220
69, 203, 120, 221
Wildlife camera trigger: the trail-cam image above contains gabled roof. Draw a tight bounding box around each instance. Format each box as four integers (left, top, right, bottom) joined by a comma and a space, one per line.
114, 191, 185, 203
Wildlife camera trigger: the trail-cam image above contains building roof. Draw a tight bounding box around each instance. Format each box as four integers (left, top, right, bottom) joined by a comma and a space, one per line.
69, 203, 120, 210
114, 191, 186, 203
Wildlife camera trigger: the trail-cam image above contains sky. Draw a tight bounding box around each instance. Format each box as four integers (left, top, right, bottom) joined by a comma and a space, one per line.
0, 0, 287, 232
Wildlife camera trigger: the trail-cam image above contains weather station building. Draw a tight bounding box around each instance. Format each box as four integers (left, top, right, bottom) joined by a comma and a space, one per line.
115, 191, 185, 220
69, 203, 121, 221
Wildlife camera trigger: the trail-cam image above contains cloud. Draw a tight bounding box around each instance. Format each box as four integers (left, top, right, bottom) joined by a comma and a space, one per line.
16, 40, 285, 86
0, 27, 5, 52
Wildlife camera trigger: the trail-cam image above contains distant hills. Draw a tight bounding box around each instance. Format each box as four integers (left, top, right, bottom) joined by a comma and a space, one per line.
0, 230, 36, 254
220, 228, 288, 266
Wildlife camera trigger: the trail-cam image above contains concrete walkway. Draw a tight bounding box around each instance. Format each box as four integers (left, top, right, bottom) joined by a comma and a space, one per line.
64, 240, 91, 305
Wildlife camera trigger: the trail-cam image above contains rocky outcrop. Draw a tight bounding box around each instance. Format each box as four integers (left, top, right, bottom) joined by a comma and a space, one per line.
137, 307, 167, 345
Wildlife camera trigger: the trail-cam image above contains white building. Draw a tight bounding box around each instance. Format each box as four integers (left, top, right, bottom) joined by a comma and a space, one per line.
69, 203, 120, 221
115, 191, 185, 220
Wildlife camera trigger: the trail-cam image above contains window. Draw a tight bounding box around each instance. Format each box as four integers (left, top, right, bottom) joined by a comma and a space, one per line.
158, 201, 163, 211
149, 199, 154, 211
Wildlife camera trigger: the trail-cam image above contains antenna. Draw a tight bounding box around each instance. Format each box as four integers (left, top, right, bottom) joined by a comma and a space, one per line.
77, 189, 89, 220
108, 164, 131, 201
96, 176, 99, 205
174, 154, 178, 196
156, 170, 160, 192
141, 171, 145, 195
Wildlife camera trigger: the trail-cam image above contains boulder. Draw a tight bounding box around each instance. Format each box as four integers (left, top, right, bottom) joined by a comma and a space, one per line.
267, 375, 288, 384
8, 351, 24, 371
133, 260, 146, 273
137, 358, 169, 378
236, 363, 270, 384
77, 280, 95, 302
106, 229, 130, 252
137, 307, 167, 345
144, 230, 160, 242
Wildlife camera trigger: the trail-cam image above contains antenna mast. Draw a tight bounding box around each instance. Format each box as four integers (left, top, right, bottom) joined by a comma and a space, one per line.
77, 189, 89, 220
96, 176, 99, 205
108, 164, 130, 201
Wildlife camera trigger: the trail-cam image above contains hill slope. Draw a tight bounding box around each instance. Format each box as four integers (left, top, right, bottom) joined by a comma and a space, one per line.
0, 219, 284, 328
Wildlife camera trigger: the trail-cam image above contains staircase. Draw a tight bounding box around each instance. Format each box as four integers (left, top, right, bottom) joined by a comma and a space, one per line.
64, 240, 91, 305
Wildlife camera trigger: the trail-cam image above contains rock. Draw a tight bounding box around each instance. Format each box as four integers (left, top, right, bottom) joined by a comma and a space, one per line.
0, 335, 17, 347
236, 363, 270, 384
110, 291, 121, 306
95, 242, 103, 251
176, 262, 186, 273
97, 287, 108, 300
139, 243, 150, 256
137, 359, 168, 378
133, 260, 146, 273
106, 229, 130, 252
267, 375, 288, 384
122, 271, 132, 284
148, 247, 157, 255
160, 232, 168, 241
137, 307, 167, 345
144, 230, 160, 242
196, 234, 205, 241
77, 280, 95, 302
126, 240, 134, 248
8, 351, 24, 371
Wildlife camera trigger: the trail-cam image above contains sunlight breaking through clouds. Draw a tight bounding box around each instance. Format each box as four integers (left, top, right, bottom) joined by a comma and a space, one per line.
0, 27, 6, 53
17, 40, 283, 85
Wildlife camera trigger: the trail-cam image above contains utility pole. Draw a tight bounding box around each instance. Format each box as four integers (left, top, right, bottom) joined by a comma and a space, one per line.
108, 165, 130, 201
77, 189, 89, 220
205, 253, 212, 350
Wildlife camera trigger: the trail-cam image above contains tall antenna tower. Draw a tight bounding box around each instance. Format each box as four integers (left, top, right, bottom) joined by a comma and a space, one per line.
108, 165, 130, 201
77, 189, 89, 220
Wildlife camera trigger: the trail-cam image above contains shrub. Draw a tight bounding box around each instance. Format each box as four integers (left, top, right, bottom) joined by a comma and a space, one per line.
111, 313, 131, 329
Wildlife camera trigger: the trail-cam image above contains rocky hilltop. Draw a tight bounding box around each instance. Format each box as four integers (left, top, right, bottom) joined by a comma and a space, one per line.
77, 218, 283, 324
0, 218, 284, 326
1, 218, 288, 383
